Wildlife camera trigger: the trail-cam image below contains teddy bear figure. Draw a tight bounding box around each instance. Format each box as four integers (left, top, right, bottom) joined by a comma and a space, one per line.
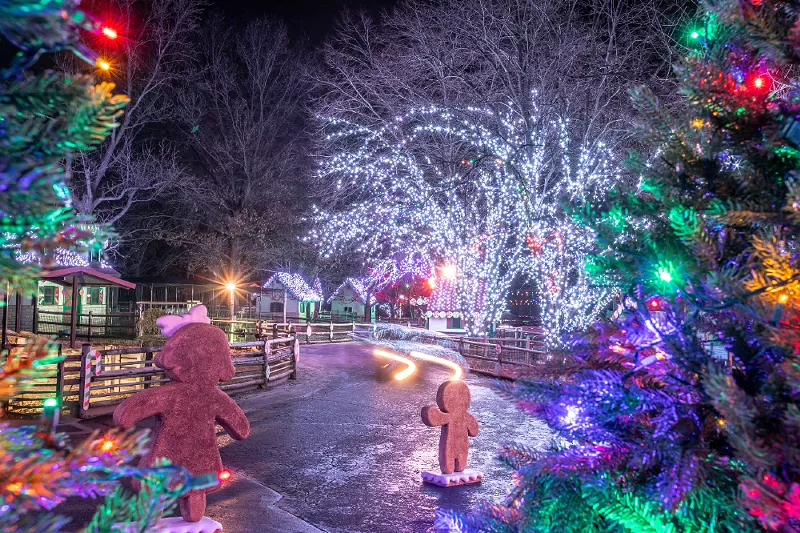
421, 379, 479, 478
113, 305, 250, 522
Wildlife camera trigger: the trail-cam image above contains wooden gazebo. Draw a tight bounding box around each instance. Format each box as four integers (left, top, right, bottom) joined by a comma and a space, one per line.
38, 266, 136, 348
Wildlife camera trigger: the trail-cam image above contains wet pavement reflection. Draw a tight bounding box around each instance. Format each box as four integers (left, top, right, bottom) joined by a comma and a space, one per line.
219, 342, 552, 533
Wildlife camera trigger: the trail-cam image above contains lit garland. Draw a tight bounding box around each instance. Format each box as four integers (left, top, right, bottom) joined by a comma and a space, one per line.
17, 247, 113, 270
311, 92, 619, 336
263, 272, 322, 302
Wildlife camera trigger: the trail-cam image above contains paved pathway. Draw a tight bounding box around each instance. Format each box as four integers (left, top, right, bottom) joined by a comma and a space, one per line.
219, 342, 551, 533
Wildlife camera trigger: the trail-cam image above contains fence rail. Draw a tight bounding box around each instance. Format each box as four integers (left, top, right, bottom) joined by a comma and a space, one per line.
35, 310, 137, 340
4, 336, 298, 418
74, 337, 298, 418
457, 338, 544, 378
5, 322, 546, 417
351, 324, 547, 379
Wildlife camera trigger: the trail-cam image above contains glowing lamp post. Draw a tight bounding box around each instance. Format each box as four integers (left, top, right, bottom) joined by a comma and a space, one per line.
441, 264, 457, 280
226, 282, 236, 320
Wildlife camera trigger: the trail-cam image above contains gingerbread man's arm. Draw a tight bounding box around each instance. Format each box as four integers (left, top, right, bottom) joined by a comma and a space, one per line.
466, 413, 479, 437
113, 388, 165, 429
214, 391, 250, 440
421, 406, 449, 427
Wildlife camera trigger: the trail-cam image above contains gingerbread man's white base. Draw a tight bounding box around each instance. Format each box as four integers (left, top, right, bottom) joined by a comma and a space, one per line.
115, 517, 222, 533
421, 469, 483, 487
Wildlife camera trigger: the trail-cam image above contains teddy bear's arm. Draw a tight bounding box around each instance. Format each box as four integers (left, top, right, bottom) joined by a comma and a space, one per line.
466, 413, 479, 437
214, 392, 250, 440
421, 405, 449, 427
113, 388, 165, 428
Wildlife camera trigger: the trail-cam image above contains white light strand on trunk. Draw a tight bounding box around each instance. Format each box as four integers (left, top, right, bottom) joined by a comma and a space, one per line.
310, 92, 619, 338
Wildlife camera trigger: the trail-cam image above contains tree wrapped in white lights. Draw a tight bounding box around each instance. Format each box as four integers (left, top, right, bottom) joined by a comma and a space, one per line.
312, 93, 618, 336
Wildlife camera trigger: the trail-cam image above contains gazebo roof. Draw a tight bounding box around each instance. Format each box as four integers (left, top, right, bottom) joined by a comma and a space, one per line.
40, 266, 136, 290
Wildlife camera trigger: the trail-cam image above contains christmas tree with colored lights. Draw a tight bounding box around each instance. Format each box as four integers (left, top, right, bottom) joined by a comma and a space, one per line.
0, 2, 210, 531
440, 1, 800, 531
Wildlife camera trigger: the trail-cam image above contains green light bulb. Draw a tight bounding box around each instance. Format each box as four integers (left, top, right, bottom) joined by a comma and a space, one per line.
658, 268, 673, 283
690, 31, 699, 39
44, 398, 58, 408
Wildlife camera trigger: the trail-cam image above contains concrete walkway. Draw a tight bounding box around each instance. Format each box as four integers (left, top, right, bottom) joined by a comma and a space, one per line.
52, 341, 551, 532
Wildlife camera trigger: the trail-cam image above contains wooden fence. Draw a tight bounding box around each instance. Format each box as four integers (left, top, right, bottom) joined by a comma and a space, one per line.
351, 324, 548, 379
457, 337, 545, 378
5, 336, 298, 419
5, 323, 547, 418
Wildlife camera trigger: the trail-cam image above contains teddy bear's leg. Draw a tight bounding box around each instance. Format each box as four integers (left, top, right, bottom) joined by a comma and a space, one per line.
179, 491, 207, 522
439, 450, 456, 474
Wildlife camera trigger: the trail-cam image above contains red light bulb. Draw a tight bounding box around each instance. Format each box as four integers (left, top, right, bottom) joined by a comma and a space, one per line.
754, 76, 765, 89
647, 297, 663, 311
102, 26, 118, 39
218, 469, 232, 482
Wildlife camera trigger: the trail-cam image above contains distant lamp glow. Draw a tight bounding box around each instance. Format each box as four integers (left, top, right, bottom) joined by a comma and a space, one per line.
441, 264, 457, 280
779, 294, 789, 304
373, 349, 417, 381
43, 398, 58, 408
409, 351, 463, 380
225, 282, 236, 291
102, 26, 118, 39
97, 59, 110, 71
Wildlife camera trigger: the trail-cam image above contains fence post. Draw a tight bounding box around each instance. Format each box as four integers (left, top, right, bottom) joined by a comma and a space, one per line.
136, 303, 144, 338
14, 292, 22, 335
262, 340, 271, 388
330, 320, 334, 342
87, 311, 93, 342
291, 337, 299, 379
272, 323, 278, 339
32, 300, 39, 335
458, 338, 464, 357
78, 343, 92, 419
55, 344, 64, 418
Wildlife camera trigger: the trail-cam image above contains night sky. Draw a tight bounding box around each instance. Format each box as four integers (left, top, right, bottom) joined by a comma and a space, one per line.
218, 0, 399, 42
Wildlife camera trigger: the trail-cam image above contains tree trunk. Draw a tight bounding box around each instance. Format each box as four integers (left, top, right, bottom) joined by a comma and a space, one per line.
364, 289, 372, 323
229, 236, 240, 275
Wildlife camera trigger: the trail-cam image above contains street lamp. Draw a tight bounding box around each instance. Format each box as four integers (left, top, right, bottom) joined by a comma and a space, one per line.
226, 282, 236, 320
441, 263, 457, 280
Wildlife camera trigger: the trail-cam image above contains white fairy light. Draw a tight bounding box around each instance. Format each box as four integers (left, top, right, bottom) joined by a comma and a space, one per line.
263, 272, 323, 301
311, 92, 619, 337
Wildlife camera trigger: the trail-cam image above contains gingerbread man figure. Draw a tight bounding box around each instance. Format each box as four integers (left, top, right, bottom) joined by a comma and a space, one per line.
113, 305, 250, 522
421, 379, 479, 475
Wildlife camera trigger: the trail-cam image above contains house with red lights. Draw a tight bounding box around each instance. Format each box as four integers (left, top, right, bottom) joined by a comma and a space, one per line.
426, 278, 464, 333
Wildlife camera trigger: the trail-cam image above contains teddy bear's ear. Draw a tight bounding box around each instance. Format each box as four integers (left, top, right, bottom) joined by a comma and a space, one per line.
156, 315, 183, 338
157, 305, 211, 337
